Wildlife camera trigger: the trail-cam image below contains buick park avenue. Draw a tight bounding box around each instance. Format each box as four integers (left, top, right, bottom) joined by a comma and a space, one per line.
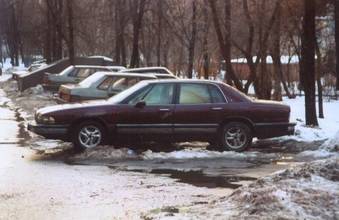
28, 80, 295, 151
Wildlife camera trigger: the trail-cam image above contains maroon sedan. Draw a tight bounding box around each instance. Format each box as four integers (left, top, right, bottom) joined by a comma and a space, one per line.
28, 80, 295, 151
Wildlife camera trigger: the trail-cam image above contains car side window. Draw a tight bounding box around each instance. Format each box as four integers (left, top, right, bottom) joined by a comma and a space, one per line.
209, 85, 226, 103
76, 68, 93, 78
98, 77, 114, 90
68, 68, 79, 77
179, 84, 212, 104
128, 84, 174, 105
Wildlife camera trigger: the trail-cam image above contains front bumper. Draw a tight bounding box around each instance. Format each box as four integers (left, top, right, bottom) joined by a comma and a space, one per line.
27, 123, 70, 140
254, 122, 296, 139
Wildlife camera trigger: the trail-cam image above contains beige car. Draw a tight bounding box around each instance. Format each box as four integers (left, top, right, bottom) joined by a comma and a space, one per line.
58, 72, 156, 103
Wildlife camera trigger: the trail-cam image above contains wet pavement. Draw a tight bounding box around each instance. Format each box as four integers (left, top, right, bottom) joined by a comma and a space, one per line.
0, 91, 335, 219
0, 97, 326, 190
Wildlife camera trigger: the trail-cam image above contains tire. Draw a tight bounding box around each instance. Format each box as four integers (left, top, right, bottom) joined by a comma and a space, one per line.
72, 121, 106, 151
220, 122, 252, 152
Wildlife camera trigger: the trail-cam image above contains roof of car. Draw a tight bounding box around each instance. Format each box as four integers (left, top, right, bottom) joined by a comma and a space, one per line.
106, 66, 126, 69
120, 66, 172, 73
87, 56, 113, 61
73, 65, 113, 69
94, 71, 157, 78
142, 78, 225, 85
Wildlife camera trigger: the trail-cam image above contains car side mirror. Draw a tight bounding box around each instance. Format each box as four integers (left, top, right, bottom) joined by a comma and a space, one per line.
135, 101, 146, 108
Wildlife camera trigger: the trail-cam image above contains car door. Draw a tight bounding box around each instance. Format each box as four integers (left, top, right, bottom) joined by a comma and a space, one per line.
173, 83, 226, 134
114, 83, 175, 134
95, 76, 115, 98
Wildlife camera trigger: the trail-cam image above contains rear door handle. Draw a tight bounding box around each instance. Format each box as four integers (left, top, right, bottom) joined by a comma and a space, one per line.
211, 107, 223, 111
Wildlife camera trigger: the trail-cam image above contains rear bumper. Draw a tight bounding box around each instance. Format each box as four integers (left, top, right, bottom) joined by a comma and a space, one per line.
254, 122, 296, 139
27, 123, 70, 140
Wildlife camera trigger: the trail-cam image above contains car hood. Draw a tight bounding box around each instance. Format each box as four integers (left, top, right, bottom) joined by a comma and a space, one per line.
37, 100, 108, 115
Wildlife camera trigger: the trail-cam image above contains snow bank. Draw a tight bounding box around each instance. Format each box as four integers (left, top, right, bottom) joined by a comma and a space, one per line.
296, 128, 339, 160
70, 145, 138, 161
1, 81, 57, 120
164, 158, 339, 220
142, 148, 276, 161
221, 158, 339, 220
283, 96, 339, 142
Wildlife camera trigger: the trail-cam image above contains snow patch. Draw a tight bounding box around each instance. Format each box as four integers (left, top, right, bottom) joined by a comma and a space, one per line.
71, 145, 138, 161
141, 148, 276, 161
168, 158, 339, 220
282, 96, 339, 142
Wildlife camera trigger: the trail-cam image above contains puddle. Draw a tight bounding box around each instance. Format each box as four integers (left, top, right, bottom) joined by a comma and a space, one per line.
112, 167, 257, 189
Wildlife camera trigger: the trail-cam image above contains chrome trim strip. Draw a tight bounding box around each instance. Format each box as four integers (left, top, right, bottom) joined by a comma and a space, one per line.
254, 122, 296, 127
116, 124, 171, 128
115, 123, 219, 128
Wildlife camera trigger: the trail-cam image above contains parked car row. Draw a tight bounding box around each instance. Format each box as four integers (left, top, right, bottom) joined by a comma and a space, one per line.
58, 72, 157, 102
41, 65, 178, 102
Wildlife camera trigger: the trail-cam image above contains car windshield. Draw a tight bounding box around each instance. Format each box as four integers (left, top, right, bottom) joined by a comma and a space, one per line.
58, 66, 74, 76
79, 72, 105, 87
108, 81, 149, 104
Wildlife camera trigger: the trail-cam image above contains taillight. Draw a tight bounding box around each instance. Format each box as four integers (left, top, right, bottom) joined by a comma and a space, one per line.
59, 92, 71, 102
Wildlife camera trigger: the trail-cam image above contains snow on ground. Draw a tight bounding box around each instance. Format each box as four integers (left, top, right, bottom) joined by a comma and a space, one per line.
283, 96, 339, 142
144, 158, 339, 220
141, 148, 275, 161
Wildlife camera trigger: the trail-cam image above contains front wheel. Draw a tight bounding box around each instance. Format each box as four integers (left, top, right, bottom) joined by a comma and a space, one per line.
72, 121, 106, 151
220, 122, 252, 152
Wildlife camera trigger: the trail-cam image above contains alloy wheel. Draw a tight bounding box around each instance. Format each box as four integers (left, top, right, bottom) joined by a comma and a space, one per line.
224, 127, 247, 150
78, 125, 102, 148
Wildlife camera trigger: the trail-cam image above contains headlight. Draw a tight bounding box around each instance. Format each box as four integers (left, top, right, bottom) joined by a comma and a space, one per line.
36, 114, 55, 124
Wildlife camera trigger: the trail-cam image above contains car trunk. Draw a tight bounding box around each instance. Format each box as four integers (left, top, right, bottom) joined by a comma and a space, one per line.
58, 84, 76, 102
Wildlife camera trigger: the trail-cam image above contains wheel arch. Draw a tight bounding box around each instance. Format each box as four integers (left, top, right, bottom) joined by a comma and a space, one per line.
69, 117, 109, 137
219, 117, 255, 133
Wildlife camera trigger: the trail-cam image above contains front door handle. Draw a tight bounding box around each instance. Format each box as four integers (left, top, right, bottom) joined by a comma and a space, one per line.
211, 107, 223, 111
159, 108, 170, 112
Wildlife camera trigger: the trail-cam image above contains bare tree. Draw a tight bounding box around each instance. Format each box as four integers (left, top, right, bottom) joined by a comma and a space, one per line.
301, 0, 318, 126
130, 0, 147, 68
187, 0, 197, 78
335, 0, 339, 91
66, 0, 75, 64
208, 0, 243, 91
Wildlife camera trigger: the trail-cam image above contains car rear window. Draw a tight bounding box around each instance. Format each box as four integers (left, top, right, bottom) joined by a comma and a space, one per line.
208, 85, 226, 103
220, 84, 251, 102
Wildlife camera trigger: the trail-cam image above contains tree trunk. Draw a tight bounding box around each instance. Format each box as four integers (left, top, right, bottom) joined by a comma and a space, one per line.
156, 0, 163, 66
114, 0, 121, 65
208, 0, 243, 91
45, 4, 52, 63
315, 40, 324, 118
10, 2, 19, 66
301, 0, 318, 126
130, 0, 146, 68
202, 2, 209, 79
66, 0, 75, 65
0, 38, 3, 66
187, 0, 197, 79
223, 0, 233, 85
335, 0, 339, 91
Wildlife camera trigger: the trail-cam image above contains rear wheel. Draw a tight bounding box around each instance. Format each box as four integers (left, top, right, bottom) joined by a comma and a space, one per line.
220, 122, 252, 152
72, 121, 106, 151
